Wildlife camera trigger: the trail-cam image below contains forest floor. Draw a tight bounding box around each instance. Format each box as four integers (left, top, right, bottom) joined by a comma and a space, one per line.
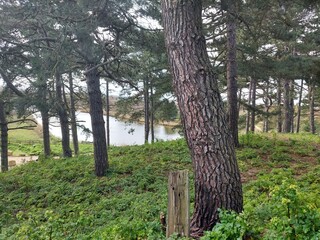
1, 133, 319, 239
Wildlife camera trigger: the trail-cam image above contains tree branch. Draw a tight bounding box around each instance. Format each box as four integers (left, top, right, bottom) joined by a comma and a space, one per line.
0, 67, 25, 97
8, 119, 37, 125
8, 125, 37, 131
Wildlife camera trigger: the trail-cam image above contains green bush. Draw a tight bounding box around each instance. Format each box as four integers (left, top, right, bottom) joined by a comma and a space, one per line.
264, 180, 320, 239
203, 170, 320, 240
201, 210, 247, 240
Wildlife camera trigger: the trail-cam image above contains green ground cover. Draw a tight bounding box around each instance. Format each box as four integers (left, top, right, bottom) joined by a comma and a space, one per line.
0, 133, 319, 239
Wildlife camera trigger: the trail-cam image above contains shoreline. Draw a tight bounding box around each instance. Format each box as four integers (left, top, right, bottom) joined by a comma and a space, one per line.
78, 108, 180, 128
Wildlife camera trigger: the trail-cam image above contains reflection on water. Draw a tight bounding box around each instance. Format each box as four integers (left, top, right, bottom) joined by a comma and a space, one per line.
162, 125, 179, 135
34, 112, 181, 146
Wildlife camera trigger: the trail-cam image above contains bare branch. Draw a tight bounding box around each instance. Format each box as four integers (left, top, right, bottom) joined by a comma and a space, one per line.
101, 66, 140, 92
0, 67, 25, 97
8, 119, 37, 125
8, 125, 37, 131
84, 56, 121, 75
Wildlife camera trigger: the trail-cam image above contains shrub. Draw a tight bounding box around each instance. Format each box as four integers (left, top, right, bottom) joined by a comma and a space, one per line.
201, 210, 247, 240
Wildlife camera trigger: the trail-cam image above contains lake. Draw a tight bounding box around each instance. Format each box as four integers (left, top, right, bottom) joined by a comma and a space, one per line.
34, 112, 181, 146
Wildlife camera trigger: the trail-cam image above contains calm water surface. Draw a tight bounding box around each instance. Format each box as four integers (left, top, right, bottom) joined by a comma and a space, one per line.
34, 112, 181, 146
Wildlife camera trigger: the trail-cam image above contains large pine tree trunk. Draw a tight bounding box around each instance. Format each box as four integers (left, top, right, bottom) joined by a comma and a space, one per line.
161, 0, 243, 237
69, 72, 79, 155
0, 100, 8, 172
296, 80, 304, 133
86, 66, 108, 176
226, 2, 239, 147
55, 72, 72, 157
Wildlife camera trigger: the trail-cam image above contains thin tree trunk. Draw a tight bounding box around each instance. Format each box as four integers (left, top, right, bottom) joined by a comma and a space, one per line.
226, 1, 239, 147
250, 78, 256, 132
245, 78, 252, 134
55, 72, 72, 157
150, 80, 155, 143
238, 87, 242, 119
309, 81, 315, 134
86, 65, 108, 176
0, 100, 8, 172
62, 79, 69, 111
277, 79, 282, 132
289, 80, 295, 133
263, 80, 270, 132
41, 110, 51, 157
105, 79, 110, 147
296, 80, 304, 133
283, 79, 291, 133
144, 78, 150, 144
38, 79, 51, 158
161, 0, 243, 237
69, 72, 79, 155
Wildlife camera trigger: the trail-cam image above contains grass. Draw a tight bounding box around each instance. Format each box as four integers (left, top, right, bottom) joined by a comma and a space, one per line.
7, 116, 41, 143
7, 119, 66, 156
8, 128, 41, 142
0, 133, 319, 239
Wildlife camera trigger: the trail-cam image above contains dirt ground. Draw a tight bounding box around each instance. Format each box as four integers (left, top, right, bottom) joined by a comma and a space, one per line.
7, 156, 38, 168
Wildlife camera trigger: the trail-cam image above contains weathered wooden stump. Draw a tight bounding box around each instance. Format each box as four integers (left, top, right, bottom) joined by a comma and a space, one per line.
166, 170, 190, 238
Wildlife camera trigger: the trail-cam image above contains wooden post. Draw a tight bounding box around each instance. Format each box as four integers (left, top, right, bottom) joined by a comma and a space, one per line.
166, 170, 189, 238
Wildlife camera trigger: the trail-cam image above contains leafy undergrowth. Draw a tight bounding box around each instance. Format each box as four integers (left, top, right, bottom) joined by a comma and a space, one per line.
1, 133, 319, 239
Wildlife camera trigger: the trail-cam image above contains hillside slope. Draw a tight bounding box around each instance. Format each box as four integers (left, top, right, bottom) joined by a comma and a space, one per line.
0, 134, 319, 239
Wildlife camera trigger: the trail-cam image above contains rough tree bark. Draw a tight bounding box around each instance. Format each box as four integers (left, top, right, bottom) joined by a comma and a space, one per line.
55, 71, 72, 157
0, 100, 8, 172
161, 0, 243, 237
86, 66, 108, 176
226, 0, 239, 147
